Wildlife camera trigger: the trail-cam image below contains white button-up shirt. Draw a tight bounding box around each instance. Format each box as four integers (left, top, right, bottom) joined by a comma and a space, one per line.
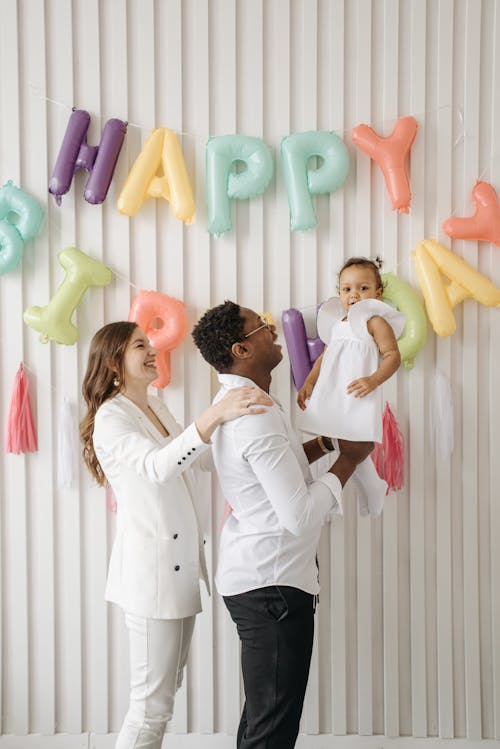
211, 374, 342, 596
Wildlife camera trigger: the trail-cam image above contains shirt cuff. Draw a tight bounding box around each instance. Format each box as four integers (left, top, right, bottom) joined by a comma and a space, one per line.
316, 472, 344, 515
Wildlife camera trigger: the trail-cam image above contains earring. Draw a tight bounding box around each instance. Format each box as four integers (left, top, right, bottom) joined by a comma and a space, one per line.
113, 377, 120, 388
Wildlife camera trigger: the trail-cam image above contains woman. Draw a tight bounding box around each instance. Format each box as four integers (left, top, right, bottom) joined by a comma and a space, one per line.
80, 321, 271, 749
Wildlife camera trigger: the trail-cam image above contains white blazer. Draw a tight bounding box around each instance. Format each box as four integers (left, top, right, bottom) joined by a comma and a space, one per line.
93, 393, 211, 620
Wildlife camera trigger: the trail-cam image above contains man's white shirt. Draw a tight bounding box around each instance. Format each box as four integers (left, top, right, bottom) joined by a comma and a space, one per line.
212, 373, 343, 596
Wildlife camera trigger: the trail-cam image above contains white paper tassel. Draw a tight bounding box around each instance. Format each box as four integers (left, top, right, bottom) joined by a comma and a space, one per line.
429, 370, 454, 460
57, 398, 77, 490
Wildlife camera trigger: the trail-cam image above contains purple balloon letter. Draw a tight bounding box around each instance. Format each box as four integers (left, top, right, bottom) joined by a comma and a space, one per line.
49, 109, 127, 205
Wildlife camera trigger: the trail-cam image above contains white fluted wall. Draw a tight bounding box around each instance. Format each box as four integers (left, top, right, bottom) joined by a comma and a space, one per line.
0, 0, 499, 745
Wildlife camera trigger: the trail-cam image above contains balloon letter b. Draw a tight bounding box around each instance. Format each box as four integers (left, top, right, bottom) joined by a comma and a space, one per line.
23, 247, 113, 344
49, 109, 127, 205
281, 131, 349, 231
129, 290, 188, 388
0, 181, 44, 275
118, 128, 195, 223
351, 116, 418, 214
206, 135, 273, 236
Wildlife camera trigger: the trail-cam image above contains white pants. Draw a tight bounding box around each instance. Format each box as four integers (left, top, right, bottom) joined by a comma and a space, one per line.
115, 613, 196, 749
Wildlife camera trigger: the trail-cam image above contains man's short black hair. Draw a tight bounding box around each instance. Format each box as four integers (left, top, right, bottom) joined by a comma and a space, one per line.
192, 300, 245, 372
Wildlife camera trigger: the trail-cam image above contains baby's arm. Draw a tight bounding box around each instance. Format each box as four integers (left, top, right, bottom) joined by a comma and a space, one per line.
297, 350, 325, 410
347, 316, 401, 398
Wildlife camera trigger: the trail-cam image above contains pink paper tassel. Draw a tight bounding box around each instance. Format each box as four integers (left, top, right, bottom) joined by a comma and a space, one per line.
371, 403, 404, 492
5, 363, 38, 454
106, 482, 117, 513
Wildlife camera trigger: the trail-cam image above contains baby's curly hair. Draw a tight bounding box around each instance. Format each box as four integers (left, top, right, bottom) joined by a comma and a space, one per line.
192, 300, 245, 372
338, 256, 384, 290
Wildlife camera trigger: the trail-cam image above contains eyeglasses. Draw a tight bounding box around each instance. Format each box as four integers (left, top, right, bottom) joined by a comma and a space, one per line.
244, 315, 272, 338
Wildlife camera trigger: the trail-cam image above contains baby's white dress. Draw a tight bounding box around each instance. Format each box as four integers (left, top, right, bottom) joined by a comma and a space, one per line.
300, 298, 406, 443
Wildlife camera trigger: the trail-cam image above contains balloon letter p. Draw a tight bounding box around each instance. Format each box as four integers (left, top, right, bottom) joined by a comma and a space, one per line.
129, 290, 188, 388
206, 135, 273, 236
281, 131, 349, 231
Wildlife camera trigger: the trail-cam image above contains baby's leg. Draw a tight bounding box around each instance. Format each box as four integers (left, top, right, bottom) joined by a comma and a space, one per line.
337, 439, 374, 470
337, 440, 387, 516
352, 457, 388, 516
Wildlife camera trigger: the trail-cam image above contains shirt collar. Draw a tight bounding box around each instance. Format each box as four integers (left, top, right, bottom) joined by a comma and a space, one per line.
217, 373, 281, 409
217, 373, 260, 389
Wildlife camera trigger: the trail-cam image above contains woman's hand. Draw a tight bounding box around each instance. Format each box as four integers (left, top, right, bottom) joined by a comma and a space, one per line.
195, 386, 273, 443
214, 386, 273, 421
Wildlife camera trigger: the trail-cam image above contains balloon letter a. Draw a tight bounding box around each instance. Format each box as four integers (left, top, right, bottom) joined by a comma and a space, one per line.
351, 116, 418, 214
118, 128, 195, 223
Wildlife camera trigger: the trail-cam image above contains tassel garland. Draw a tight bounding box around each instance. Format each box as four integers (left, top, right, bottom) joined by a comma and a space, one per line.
5, 363, 38, 454
371, 402, 404, 492
106, 482, 118, 513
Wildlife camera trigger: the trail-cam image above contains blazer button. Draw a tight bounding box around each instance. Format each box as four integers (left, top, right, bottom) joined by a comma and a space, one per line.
187, 451, 191, 455
192, 447, 196, 451
174, 565, 180, 571
182, 457, 186, 460
177, 461, 182, 465
173, 533, 178, 539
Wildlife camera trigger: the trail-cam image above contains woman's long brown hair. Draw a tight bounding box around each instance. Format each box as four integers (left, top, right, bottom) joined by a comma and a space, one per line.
80, 322, 137, 485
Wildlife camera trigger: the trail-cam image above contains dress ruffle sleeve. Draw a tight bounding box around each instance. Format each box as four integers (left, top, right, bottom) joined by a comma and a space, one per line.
347, 299, 406, 341
316, 297, 345, 343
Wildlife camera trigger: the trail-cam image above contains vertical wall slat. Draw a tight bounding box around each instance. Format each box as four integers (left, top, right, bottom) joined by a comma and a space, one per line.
461, 1, 482, 739
353, 0, 373, 736
406, 0, 428, 738
488, 0, 500, 736
379, 0, 400, 738
435, 0, 455, 738
1, 0, 29, 735
324, 1, 347, 733
21, 0, 55, 734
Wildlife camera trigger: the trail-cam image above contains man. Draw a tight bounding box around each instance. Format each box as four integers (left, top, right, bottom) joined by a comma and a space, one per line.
192, 300, 353, 749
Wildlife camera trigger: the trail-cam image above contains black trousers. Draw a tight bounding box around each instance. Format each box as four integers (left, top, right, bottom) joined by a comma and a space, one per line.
223, 585, 315, 749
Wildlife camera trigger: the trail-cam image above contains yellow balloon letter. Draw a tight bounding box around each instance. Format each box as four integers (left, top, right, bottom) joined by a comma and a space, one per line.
413, 238, 500, 338
118, 127, 195, 223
